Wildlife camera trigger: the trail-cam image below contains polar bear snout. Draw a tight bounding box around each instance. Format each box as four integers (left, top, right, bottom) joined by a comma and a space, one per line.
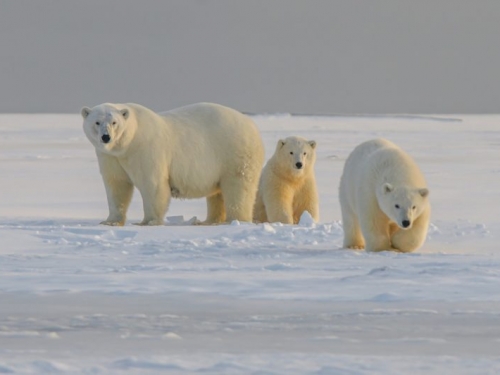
101, 134, 111, 144
402, 219, 411, 228
295, 162, 303, 169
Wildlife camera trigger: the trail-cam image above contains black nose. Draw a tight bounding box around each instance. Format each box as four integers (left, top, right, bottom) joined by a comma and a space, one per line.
402, 220, 410, 228
101, 134, 111, 143
295, 162, 303, 169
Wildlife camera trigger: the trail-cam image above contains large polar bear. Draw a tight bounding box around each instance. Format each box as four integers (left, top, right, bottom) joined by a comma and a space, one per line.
253, 136, 319, 224
81, 102, 265, 226
339, 138, 430, 252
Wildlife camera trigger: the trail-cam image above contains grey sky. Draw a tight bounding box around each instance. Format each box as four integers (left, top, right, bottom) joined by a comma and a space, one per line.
1, 0, 500, 114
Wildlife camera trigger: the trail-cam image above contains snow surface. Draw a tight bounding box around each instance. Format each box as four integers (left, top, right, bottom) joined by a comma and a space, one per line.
1, 113, 500, 374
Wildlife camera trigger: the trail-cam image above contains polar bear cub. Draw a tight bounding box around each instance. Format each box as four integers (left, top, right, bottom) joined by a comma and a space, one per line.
339, 138, 430, 252
253, 136, 319, 224
81, 102, 265, 226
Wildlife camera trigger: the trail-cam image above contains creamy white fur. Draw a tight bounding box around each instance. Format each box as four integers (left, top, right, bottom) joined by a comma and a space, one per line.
253, 136, 318, 224
339, 138, 430, 252
81, 102, 265, 226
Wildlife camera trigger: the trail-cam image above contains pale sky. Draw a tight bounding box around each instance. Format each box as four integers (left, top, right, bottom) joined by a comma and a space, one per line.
1, 0, 500, 114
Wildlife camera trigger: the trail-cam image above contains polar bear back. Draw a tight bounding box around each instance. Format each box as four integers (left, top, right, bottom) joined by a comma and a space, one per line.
341, 138, 426, 195
160, 102, 257, 157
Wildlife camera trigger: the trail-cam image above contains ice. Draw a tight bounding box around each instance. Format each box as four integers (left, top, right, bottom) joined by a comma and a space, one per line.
298, 210, 316, 227
1, 113, 500, 373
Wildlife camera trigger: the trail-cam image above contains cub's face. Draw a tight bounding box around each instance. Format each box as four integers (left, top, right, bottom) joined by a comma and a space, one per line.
377, 183, 429, 229
81, 104, 130, 154
276, 137, 317, 175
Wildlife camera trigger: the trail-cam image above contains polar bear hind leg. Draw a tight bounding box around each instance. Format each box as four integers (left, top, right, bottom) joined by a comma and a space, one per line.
220, 177, 257, 223
340, 203, 365, 249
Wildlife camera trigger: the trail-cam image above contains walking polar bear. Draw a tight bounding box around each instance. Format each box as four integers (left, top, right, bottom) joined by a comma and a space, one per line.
81, 102, 265, 226
253, 136, 319, 224
339, 138, 430, 252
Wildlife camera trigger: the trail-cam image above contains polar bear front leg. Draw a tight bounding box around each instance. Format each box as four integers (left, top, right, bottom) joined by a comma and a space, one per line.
98, 154, 134, 226
136, 182, 171, 226
203, 192, 226, 224
391, 208, 430, 253
359, 215, 394, 252
252, 190, 267, 223
293, 179, 319, 223
101, 180, 133, 226
263, 187, 294, 224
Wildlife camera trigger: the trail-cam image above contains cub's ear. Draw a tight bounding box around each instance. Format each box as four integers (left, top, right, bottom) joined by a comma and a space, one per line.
419, 188, 429, 198
81, 107, 91, 119
308, 140, 317, 149
120, 108, 129, 119
383, 183, 394, 193
277, 139, 286, 148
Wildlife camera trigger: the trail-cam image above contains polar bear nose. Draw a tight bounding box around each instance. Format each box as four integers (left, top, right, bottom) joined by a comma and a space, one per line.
402, 220, 411, 228
295, 162, 303, 169
101, 134, 111, 143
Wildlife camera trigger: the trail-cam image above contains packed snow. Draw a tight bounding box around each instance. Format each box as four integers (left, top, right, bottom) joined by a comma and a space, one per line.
1, 113, 500, 374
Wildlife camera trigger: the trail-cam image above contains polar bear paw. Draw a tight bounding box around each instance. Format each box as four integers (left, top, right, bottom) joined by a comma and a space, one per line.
347, 245, 364, 250
135, 218, 165, 226
100, 220, 125, 226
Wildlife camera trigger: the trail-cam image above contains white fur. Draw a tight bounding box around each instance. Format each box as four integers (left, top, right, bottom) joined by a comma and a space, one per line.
339, 138, 430, 252
81, 102, 265, 226
253, 136, 319, 224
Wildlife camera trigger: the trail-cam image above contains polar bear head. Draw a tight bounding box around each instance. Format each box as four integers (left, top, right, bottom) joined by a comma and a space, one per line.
274, 136, 317, 176
377, 183, 429, 229
81, 104, 134, 155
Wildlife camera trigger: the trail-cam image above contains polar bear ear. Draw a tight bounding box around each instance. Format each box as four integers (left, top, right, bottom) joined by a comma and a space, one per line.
81, 107, 91, 119
120, 109, 129, 119
277, 139, 286, 148
419, 188, 429, 198
308, 140, 317, 149
383, 183, 394, 194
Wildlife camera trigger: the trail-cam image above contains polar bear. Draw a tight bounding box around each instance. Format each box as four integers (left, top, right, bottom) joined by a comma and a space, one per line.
253, 136, 318, 224
81, 102, 265, 226
339, 138, 430, 253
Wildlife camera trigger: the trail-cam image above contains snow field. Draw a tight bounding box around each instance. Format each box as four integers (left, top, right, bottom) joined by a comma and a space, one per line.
1, 113, 500, 373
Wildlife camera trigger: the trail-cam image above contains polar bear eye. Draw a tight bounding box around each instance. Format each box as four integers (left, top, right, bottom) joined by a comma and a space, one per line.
303, 152, 307, 155
395, 204, 400, 209
290, 151, 293, 155
112, 121, 117, 125
412, 206, 416, 210
95, 121, 100, 126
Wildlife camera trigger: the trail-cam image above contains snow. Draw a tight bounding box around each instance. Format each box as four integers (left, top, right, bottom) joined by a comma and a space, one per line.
1, 113, 500, 373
